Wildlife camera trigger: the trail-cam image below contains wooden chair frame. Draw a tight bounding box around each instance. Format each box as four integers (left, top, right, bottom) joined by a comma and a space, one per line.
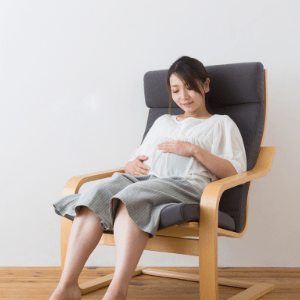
59, 70, 276, 299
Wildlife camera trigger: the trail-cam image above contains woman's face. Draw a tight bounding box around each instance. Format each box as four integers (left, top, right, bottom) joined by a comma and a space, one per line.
169, 73, 210, 115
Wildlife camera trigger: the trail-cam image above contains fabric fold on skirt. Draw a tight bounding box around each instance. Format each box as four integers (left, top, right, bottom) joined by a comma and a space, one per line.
53, 172, 204, 238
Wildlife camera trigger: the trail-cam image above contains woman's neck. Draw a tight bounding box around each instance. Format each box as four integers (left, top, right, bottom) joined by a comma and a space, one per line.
181, 112, 213, 119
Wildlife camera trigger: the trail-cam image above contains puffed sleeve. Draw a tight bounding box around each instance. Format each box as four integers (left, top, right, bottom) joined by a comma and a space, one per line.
210, 116, 247, 174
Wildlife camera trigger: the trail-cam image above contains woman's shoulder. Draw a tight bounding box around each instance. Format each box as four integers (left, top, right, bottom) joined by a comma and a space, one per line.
152, 114, 168, 121
210, 114, 241, 138
205, 114, 232, 135
153, 114, 170, 124
219, 114, 239, 128
213, 114, 235, 125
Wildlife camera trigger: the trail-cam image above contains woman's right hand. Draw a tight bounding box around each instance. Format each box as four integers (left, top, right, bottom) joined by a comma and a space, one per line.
125, 155, 151, 176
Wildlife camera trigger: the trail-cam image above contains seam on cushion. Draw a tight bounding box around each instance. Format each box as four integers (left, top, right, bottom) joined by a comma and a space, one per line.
180, 203, 199, 221
248, 67, 264, 169
234, 86, 263, 229
179, 204, 185, 220
237, 71, 264, 229
249, 103, 263, 166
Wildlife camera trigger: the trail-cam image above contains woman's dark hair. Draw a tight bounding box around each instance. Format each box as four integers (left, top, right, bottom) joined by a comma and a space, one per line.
166, 56, 213, 116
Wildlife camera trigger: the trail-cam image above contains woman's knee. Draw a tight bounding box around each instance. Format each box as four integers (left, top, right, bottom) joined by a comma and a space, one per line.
80, 206, 91, 213
76, 205, 101, 220
115, 200, 128, 217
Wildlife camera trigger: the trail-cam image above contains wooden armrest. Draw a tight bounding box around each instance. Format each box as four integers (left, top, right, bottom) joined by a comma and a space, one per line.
198, 146, 276, 231
61, 146, 275, 203
201, 146, 276, 206
62, 167, 125, 196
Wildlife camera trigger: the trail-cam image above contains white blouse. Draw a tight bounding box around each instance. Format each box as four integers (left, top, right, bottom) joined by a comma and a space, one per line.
127, 114, 247, 190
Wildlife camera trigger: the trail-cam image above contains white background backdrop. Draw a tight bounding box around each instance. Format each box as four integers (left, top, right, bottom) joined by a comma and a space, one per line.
1, 0, 299, 267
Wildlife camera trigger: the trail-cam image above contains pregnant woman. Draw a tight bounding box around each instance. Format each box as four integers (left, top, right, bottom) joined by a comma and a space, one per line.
50, 55, 247, 300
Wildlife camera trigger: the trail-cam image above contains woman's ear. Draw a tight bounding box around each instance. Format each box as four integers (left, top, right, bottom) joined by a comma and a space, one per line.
204, 78, 210, 93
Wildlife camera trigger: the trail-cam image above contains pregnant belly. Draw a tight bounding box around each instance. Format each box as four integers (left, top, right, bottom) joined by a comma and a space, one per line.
146, 151, 194, 177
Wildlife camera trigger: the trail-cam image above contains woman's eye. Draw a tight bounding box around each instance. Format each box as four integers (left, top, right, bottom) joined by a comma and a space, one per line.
172, 88, 191, 93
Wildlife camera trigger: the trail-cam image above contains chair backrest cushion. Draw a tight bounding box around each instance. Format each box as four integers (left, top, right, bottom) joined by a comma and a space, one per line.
141, 62, 265, 233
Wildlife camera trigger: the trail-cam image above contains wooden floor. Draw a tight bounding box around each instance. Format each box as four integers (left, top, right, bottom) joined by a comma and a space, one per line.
0, 267, 299, 299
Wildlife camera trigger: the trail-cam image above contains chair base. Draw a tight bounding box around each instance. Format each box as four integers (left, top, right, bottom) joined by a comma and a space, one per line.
78, 266, 275, 299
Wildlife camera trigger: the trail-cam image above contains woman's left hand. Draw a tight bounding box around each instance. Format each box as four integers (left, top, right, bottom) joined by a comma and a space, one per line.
157, 141, 196, 157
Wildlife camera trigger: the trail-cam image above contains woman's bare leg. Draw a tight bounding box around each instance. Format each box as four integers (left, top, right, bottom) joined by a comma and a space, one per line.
102, 200, 150, 300
49, 206, 104, 300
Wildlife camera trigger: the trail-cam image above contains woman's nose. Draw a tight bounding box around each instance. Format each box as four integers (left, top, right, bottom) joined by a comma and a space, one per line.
181, 90, 189, 99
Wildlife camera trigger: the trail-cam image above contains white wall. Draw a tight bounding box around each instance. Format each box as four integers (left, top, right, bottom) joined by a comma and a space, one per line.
1, 0, 299, 267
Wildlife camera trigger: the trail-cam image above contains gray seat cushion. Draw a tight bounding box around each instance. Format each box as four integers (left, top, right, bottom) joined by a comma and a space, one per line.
158, 203, 235, 231
101, 203, 235, 234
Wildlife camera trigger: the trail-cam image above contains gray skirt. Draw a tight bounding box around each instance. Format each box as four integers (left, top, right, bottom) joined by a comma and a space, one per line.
53, 172, 204, 238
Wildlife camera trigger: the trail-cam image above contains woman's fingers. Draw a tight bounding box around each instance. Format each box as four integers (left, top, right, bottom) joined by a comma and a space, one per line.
139, 166, 148, 175
133, 164, 150, 175
140, 162, 150, 170
132, 157, 150, 176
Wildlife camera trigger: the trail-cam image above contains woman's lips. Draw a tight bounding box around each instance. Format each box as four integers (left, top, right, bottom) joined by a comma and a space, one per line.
183, 102, 193, 107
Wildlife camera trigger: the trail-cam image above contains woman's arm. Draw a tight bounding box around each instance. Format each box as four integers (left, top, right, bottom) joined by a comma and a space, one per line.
157, 141, 238, 180
192, 145, 237, 179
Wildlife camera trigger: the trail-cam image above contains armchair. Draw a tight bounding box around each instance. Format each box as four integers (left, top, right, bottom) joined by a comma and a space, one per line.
59, 62, 276, 300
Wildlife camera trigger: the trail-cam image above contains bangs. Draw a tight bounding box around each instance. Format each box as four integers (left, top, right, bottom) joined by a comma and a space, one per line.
173, 71, 205, 94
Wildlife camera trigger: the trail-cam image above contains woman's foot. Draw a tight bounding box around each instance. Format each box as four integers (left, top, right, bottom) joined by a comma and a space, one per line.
102, 286, 127, 300
49, 283, 81, 300
102, 292, 127, 300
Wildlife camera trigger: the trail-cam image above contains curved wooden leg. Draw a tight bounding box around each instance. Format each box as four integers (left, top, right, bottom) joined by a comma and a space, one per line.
79, 266, 144, 295
199, 211, 218, 300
